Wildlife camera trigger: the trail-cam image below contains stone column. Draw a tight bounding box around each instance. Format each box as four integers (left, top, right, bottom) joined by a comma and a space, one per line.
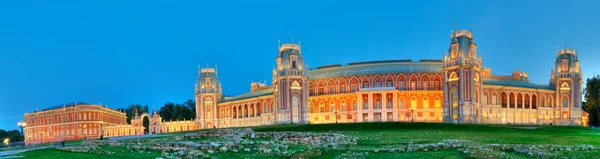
357, 93, 363, 122
393, 92, 398, 121
382, 93, 387, 121
368, 93, 373, 122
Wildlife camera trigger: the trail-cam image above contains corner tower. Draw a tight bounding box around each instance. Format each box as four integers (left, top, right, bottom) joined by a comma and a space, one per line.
442, 30, 484, 123
195, 65, 222, 128
551, 47, 583, 125
272, 42, 310, 124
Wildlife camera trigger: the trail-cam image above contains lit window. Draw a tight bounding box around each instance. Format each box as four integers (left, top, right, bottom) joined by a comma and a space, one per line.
435, 98, 441, 108
341, 102, 346, 111
423, 98, 429, 108
330, 103, 335, 112
411, 97, 417, 108
319, 103, 325, 113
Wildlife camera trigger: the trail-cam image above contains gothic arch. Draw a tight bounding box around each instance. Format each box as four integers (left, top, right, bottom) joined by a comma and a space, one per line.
361, 76, 370, 88
326, 78, 337, 93
384, 74, 394, 87
449, 72, 458, 79
372, 75, 383, 87
433, 74, 442, 90
338, 77, 348, 93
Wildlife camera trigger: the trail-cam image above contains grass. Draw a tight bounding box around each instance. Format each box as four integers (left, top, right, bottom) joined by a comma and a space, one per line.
6, 122, 600, 159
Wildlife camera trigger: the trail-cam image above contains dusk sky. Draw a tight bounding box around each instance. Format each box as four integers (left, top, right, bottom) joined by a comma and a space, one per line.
1, 0, 599, 130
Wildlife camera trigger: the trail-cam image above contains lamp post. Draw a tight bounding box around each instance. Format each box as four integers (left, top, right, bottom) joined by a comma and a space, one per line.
334, 110, 339, 123
83, 125, 87, 140
100, 121, 103, 139
409, 107, 416, 122
38, 131, 43, 145
17, 121, 26, 148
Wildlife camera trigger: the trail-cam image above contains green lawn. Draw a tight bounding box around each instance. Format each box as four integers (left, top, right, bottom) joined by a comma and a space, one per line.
6, 122, 600, 159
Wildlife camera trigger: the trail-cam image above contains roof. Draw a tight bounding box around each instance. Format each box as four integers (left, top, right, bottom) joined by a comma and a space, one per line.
42, 102, 89, 111
483, 78, 554, 90
309, 59, 442, 80
221, 88, 274, 103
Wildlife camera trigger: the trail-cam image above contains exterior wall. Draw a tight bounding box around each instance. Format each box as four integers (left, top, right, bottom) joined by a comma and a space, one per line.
308, 73, 444, 124
22, 104, 127, 145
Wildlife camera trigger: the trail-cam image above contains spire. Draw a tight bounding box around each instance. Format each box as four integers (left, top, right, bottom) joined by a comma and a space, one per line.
470, 24, 474, 39
278, 40, 281, 50
198, 64, 201, 76
206, 62, 209, 76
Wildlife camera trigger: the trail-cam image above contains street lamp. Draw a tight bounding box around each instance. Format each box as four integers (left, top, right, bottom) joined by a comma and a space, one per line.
3, 138, 9, 146
100, 121, 103, 139
333, 110, 339, 123
17, 121, 26, 148
409, 107, 416, 122
38, 131, 43, 145
83, 125, 87, 140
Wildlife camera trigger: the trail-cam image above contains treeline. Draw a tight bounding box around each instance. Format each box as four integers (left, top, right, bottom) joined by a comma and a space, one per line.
119, 99, 196, 123
584, 75, 600, 127
0, 129, 22, 142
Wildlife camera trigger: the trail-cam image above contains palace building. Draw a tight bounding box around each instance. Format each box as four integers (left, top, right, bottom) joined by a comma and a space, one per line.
193, 30, 587, 127
22, 29, 589, 144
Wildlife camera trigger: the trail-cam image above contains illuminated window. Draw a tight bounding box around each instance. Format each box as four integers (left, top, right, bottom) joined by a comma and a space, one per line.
330, 103, 335, 112
435, 97, 441, 108
483, 93, 488, 105
319, 102, 325, 113
423, 97, 429, 108
411, 82, 416, 90
423, 83, 428, 90
411, 97, 417, 108
341, 102, 346, 111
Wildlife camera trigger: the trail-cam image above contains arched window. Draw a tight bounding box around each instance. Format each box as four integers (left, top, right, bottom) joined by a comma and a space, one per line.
363, 97, 369, 109
411, 96, 417, 108
341, 100, 347, 111
563, 97, 569, 108
541, 96, 546, 107
330, 101, 336, 112
492, 92, 498, 105
435, 96, 441, 108
483, 91, 488, 105
548, 97, 553, 107
423, 97, 429, 108
352, 100, 357, 110
319, 101, 325, 113
501, 92, 508, 108
399, 97, 405, 109
375, 98, 381, 109
387, 98, 393, 108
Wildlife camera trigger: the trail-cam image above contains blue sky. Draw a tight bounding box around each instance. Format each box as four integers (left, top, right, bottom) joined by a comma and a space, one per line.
0, 0, 598, 130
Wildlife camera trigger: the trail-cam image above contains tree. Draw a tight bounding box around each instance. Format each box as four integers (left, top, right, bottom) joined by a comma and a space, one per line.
0, 129, 23, 142
584, 75, 600, 127
158, 99, 196, 122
